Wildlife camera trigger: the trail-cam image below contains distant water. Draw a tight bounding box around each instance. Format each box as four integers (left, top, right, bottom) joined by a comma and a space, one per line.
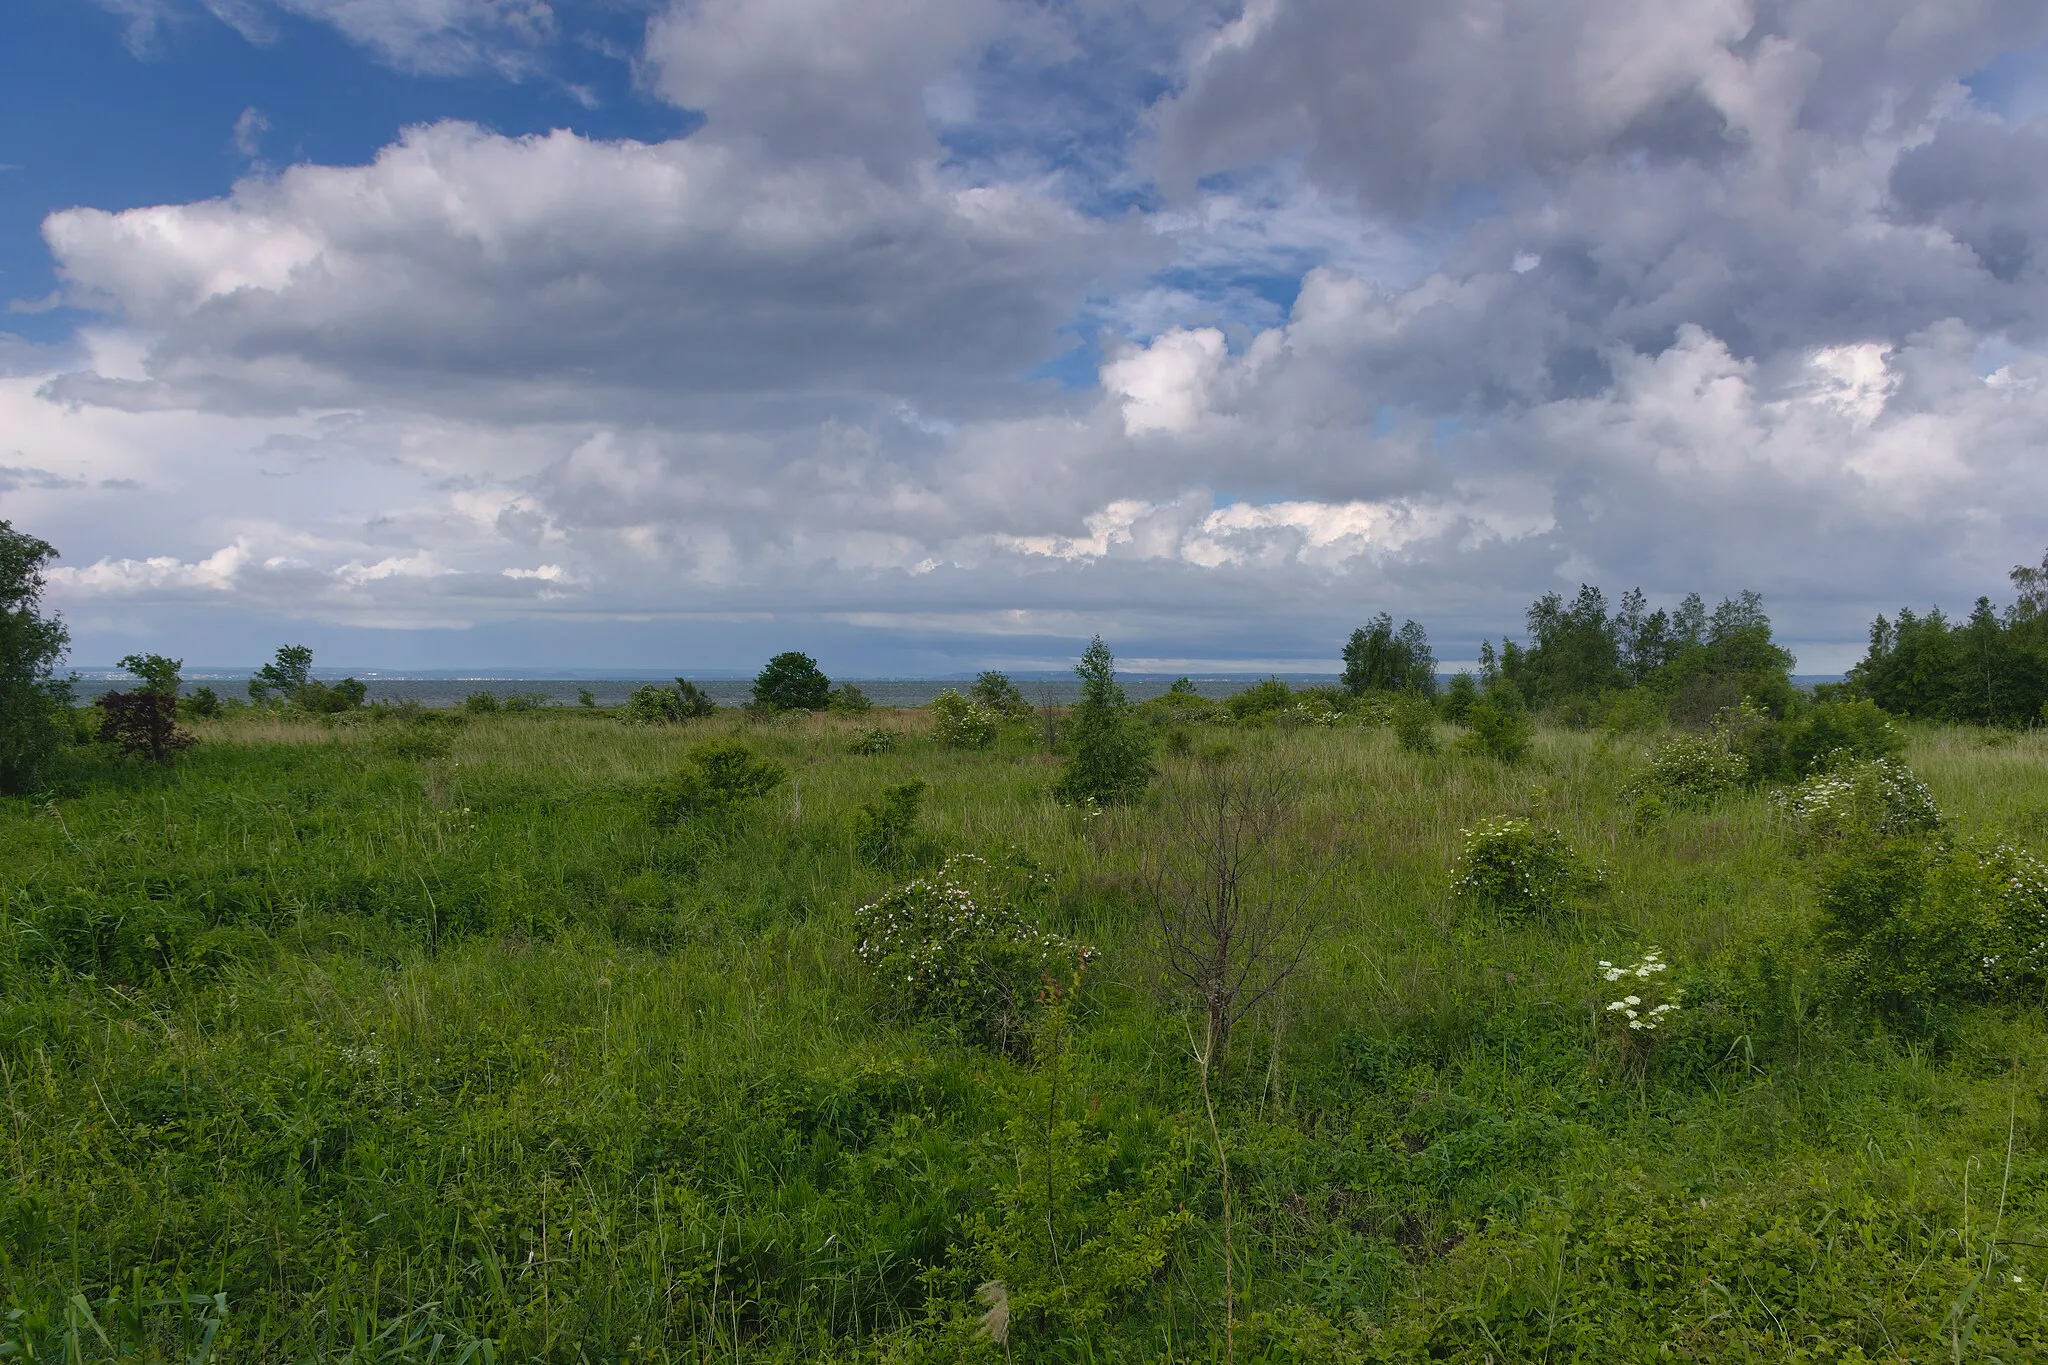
67, 674, 1342, 708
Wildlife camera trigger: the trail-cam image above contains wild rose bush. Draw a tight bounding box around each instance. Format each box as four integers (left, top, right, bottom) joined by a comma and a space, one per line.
928, 689, 999, 750
1776, 757, 1939, 847
854, 854, 1090, 1050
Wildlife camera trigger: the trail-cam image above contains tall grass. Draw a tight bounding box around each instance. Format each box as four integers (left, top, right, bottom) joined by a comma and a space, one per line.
1, 711, 2046, 1359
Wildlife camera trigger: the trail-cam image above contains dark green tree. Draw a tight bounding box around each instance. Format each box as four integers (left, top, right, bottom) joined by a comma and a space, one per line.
0, 521, 71, 793
1054, 636, 1153, 806
752, 652, 831, 712
1342, 614, 1436, 694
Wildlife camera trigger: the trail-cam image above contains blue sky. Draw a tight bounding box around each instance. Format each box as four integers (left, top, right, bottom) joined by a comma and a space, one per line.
5, 0, 2048, 674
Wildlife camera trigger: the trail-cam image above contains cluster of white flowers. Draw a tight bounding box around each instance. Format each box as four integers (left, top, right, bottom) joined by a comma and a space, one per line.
1453, 817, 1595, 918
1599, 949, 1681, 1031
853, 855, 1087, 1019
1773, 757, 1939, 842
1283, 700, 1341, 728
1985, 840, 2048, 982
1627, 736, 1747, 805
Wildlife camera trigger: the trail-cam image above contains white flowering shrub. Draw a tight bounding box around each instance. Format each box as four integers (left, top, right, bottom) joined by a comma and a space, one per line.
853, 854, 1090, 1049
846, 726, 896, 755
1817, 832, 2048, 1027
1279, 699, 1342, 729
1775, 758, 1939, 846
1627, 735, 1748, 809
1453, 818, 1603, 919
929, 689, 999, 750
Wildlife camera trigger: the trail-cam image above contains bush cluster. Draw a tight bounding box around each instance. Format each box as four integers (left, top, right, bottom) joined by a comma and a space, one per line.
852, 854, 1089, 1049
1817, 834, 2048, 1027
1775, 757, 1940, 847
1453, 817, 1601, 918
1628, 734, 1748, 810
647, 741, 788, 828
928, 689, 999, 749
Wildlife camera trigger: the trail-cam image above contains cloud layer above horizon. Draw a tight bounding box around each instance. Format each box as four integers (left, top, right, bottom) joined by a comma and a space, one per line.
8, 0, 2048, 672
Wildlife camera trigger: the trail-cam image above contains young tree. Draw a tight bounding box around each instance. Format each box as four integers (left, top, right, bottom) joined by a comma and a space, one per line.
249, 644, 314, 705
0, 521, 71, 794
752, 651, 832, 712
97, 651, 195, 765
970, 670, 1030, 716
1342, 614, 1436, 694
1053, 636, 1152, 805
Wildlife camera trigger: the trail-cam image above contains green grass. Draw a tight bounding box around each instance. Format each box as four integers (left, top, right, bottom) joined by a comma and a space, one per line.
3, 709, 2048, 1360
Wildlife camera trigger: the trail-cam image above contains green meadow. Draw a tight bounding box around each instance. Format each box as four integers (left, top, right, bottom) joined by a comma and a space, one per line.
4, 707, 2048, 1361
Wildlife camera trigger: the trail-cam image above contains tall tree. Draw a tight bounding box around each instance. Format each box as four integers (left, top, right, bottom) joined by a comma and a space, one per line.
0, 522, 71, 793
1055, 636, 1152, 805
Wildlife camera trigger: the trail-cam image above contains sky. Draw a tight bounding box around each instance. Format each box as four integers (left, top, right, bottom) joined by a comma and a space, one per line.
4, 0, 2048, 675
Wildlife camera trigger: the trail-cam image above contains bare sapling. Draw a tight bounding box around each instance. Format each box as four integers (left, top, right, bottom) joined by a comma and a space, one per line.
1144, 754, 1326, 1365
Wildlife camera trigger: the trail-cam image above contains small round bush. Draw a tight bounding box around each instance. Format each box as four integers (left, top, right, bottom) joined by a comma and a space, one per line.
1629, 734, 1747, 808
1453, 817, 1599, 918
1775, 757, 1939, 847
1391, 694, 1440, 753
928, 688, 998, 749
847, 726, 896, 755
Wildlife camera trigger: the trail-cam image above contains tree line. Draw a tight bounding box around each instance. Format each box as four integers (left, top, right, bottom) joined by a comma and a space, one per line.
3, 514, 2044, 795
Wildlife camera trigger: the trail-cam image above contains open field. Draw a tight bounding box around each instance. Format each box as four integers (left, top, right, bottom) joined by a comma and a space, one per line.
4, 710, 2048, 1361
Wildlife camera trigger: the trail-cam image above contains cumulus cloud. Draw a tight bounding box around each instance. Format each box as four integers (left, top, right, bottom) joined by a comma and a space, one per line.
41, 121, 1132, 419
30, 0, 2048, 670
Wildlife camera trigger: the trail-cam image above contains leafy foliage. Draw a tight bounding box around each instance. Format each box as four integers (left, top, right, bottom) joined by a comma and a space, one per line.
1224, 675, 1294, 722
846, 725, 896, 754
852, 854, 1088, 1049
1775, 757, 1941, 847
1627, 733, 1748, 809
95, 691, 195, 765
1453, 817, 1601, 918
1054, 637, 1153, 806
1456, 698, 1533, 763
647, 740, 789, 828
827, 682, 873, 715
621, 678, 717, 724
0, 520, 70, 794
752, 651, 832, 712
1816, 833, 2048, 1028
928, 688, 998, 749
1847, 549, 2048, 725
853, 779, 930, 869
1390, 693, 1440, 753
248, 644, 313, 704
1342, 614, 1436, 695
969, 670, 1030, 716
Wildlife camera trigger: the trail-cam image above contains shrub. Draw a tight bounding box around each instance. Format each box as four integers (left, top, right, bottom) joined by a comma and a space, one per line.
1453, 817, 1601, 918
621, 679, 715, 724
462, 690, 501, 715
95, 691, 194, 764
1054, 637, 1153, 806
1628, 734, 1747, 808
500, 690, 551, 714
1815, 834, 2048, 1027
827, 682, 873, 715
847, 726, 896, 755
180, 686, 223, 720
1600, 688, 1667, 734
1780, 698, 1904, 776
648, 740, 789, 827
752, 651, 831, 712
1280, 698, 1342, 729
1224, 677, 1292, 722
1457, 699, 1533, 763
970, 670, 1030, 717
854, 779, 930, 868
852, 854, 1089, 1049
577, 687, 598, 708
928, 689, 998, 749
1775, 757, 1940, 847
1440, 671, 1480, 723
1391, 693, 1440, 753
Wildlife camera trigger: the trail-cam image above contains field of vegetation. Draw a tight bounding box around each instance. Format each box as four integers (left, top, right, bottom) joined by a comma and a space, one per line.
5, 691, 2048, 1362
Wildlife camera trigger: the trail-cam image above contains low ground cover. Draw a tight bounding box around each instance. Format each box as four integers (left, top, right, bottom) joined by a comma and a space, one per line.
3, 709, 2048, 1361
